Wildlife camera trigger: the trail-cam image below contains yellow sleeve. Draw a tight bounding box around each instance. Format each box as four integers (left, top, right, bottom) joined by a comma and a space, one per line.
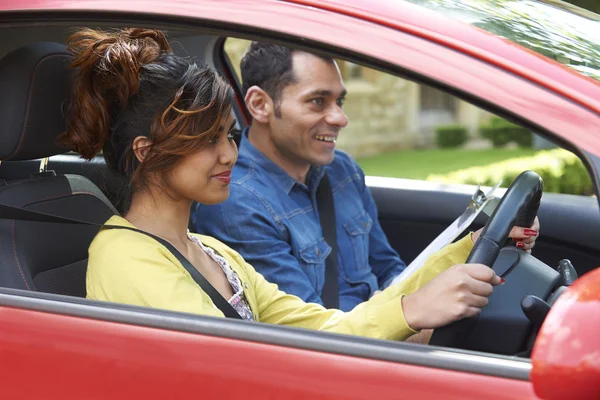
228, 250, 416, 341
86, 230, 224, 318
395, 234, 474, 296
218, 235, 472, 341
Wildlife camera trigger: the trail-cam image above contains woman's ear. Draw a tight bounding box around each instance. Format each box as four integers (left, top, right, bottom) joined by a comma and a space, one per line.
132, 136, 153, 163
245, 86, 273, 123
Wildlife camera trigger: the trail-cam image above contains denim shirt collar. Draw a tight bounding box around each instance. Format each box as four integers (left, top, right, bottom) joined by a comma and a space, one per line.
239, 127, 326, 194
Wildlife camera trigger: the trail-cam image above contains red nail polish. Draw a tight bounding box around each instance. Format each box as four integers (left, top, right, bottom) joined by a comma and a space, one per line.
516, 242, 525, 248
524, 229, 538, 237
500, 278, 506, 285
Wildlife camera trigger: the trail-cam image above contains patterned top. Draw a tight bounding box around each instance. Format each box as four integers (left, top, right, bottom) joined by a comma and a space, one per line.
187, 233, 255, 321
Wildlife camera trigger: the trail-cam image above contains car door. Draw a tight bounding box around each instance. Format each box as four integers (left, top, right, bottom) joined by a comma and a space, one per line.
0, 288, 535, 399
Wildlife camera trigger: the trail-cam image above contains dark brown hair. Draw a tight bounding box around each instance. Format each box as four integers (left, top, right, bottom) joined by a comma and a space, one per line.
60, 28, 234, 193
240, 42, 332, 117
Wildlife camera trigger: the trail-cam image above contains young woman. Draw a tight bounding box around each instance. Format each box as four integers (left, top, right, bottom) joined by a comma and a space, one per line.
61, 28, 538, 341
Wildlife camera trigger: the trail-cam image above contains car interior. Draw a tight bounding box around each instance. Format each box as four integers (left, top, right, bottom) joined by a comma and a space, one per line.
0, 22, 598, 359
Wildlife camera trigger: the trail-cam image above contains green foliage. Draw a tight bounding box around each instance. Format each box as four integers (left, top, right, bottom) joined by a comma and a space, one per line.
479, 117, 532, 148
427, 149, 593, 195
566, 0, 600, 13
356, 148, 537, 180
407, 0, 600, 82
435, 124, 468, 148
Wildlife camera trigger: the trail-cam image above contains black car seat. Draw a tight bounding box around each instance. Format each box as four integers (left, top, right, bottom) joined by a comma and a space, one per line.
0, 42, 118, 297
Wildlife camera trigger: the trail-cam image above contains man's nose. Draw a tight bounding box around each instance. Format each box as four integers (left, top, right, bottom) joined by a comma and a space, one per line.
326, 105, 348, 128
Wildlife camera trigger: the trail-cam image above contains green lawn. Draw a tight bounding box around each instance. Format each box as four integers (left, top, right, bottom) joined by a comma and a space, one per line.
356, 148, 538, 180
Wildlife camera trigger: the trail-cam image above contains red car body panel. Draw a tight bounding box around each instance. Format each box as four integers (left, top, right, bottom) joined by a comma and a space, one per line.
0, 0, 598, 398
0, 306, 536, 399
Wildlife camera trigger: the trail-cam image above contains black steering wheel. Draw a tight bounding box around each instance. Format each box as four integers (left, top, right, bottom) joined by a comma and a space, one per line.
429, 170, 557, 355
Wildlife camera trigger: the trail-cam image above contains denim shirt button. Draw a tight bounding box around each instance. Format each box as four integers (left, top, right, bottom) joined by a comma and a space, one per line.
316, 249, 321, 256
361, 221, 367, 229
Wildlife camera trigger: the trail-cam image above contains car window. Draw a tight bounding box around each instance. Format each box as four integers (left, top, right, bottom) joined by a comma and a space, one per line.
224, 38, 592, 196
406, 0, 600, 82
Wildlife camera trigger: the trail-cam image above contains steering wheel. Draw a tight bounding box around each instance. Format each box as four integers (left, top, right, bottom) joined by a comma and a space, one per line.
429, 170, 558, 355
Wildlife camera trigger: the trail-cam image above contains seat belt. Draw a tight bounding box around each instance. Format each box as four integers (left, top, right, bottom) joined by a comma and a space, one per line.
0, 202, 243, 320
316, 172, 339, 309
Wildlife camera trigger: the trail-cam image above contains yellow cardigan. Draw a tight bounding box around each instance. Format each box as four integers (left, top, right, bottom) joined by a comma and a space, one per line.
87, 215, 473, 341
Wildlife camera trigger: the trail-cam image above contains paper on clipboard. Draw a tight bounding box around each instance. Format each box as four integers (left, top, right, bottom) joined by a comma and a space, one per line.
390, 181, 502, 287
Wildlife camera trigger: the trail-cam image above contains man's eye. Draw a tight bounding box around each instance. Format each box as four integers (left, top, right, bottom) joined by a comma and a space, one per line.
312, 98, 324, 107
337, 98, 345, 107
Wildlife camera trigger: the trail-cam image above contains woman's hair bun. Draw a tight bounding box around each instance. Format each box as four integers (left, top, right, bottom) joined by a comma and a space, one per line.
61, 28, 172, 159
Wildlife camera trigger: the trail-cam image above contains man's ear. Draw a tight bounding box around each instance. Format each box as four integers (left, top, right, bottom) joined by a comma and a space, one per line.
132, 136, 153, 163
245, 86, 273, 123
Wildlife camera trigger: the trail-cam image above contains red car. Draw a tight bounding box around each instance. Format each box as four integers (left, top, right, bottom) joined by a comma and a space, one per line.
0, 0, 598, 399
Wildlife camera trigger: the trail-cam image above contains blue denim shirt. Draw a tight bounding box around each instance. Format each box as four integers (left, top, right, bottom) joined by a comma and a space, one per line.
192, 130, 406, 311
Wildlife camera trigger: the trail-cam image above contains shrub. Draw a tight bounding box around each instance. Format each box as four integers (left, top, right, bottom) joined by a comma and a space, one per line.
480, 117, 532, 148
436, 125, 468, 148
426, 149, 593, 195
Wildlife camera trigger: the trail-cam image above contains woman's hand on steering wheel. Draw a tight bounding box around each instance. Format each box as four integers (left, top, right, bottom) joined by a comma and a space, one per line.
402, 263, 503, 331
471, 216, 540, 253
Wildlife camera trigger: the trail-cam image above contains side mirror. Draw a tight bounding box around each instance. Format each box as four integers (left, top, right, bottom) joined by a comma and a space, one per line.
531, 268, 600, 400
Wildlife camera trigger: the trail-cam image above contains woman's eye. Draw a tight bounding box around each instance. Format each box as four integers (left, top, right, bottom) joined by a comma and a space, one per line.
228, 129, 241, 141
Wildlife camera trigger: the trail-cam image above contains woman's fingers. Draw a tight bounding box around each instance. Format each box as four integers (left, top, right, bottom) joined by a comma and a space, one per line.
514, 238, 536, 248
509, 216, 540, 240
509, 226, 539, 240
512, 216, 539, 254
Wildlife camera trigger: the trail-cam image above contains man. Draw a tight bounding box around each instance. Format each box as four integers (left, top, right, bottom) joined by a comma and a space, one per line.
192, 42, 538, 312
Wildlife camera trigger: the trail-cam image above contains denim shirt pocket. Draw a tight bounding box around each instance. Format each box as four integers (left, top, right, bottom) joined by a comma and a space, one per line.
298, 237, 331, 292
342, 210, 373, 280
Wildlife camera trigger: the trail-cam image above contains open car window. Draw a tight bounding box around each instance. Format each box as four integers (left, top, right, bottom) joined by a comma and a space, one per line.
224, 38, 593, 197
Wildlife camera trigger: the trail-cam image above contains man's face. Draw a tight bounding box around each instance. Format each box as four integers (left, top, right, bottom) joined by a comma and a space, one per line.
267, 52, 348, 170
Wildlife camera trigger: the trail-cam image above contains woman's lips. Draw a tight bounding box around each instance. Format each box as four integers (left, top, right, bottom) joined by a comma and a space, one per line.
213, 171, 231, 184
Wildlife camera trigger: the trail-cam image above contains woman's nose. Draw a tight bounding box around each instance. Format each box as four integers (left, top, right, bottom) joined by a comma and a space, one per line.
219, 138, 238, 166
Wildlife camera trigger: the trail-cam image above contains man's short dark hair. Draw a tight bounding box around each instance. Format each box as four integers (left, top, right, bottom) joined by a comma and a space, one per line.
240, 42, 333, 116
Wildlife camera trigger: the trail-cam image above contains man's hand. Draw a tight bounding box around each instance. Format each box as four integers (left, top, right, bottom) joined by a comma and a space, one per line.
401, 263, 502, 331
471, 216, 540, 253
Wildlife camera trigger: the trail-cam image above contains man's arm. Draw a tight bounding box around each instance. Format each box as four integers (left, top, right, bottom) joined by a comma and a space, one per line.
192, 186, 325, 305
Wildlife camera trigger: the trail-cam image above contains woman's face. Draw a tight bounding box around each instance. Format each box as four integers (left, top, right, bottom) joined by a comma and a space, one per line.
167, 113, 238, 205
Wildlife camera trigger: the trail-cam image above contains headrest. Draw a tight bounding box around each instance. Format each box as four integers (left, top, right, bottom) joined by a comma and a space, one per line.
0, 42, 72, 161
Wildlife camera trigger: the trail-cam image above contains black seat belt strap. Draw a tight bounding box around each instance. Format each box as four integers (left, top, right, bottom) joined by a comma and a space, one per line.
316, 172, 339, 309
0, 202, 243, 320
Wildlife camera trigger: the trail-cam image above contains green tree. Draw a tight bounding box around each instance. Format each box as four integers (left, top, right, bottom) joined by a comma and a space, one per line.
408, 0, 600, 81
566, 0, 600, 13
